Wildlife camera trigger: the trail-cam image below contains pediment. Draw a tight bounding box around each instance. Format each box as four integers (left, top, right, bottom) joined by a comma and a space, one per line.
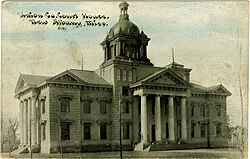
144, 69, 190, 87
211, 85, 231, 95
48, 71, 83, 83
15, 77, 28, 93
55, 74, 78, 82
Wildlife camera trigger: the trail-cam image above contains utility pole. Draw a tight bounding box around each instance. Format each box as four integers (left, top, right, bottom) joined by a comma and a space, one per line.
119, 94, 123, 159
29, 119, 32, 158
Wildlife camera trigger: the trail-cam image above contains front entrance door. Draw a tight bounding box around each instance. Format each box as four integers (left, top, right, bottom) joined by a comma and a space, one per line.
151, 124, 155, 143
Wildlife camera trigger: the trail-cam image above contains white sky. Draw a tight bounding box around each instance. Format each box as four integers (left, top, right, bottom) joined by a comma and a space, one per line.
1, 1, 248, 126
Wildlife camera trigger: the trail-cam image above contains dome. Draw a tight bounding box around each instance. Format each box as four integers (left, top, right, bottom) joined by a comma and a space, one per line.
109, 18, 140, 37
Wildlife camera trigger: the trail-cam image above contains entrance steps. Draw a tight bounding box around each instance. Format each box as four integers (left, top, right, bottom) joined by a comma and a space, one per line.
134, 142, 151, 151
11, 145, 29, 155
149, 142, 197, 151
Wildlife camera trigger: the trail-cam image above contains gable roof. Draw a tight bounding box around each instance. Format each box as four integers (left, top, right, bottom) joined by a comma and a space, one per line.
191, 83, 231, 95
14, 74, 51, 94
68, 69, 111, 85
45, 69, 111, 86
131, 68, 191, 88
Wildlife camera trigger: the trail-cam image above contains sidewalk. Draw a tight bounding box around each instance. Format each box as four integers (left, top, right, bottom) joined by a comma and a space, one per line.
1, 148, 243, 159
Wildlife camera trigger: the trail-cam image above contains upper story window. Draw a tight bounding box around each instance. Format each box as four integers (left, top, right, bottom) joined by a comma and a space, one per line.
216, 104, 222, 116
123, 101, 130, 114
123, 69, 127, 81
60, 97, 71, 113
122, 86, 129, 96
117, 68, 121, 81
200, 106, 206, 117
128, 70, 132, 81
42, 123, 46, 140
100, 100, 107, 114
41, 99, 46, 114
82, 100, 91, 113
191, 106, 195, 116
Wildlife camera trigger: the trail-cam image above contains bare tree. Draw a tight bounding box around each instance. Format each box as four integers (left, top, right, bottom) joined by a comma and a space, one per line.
1, 114, 20, 156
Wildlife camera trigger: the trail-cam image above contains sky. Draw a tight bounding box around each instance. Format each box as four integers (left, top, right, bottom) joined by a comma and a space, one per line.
1, 1, 248, 126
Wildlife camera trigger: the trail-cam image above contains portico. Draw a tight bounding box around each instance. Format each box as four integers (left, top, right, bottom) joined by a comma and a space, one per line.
130, 68, 191, 145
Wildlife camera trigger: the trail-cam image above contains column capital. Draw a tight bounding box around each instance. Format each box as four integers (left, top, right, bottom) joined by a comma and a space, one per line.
139, 93, 148, 97
155, 94, 162, 97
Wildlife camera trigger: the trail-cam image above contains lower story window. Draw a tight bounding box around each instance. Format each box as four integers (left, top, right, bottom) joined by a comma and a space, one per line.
84, 122, 91, 139
100, 123, 107, 139
216, 123, 222, 137
123, 122, 130, 139
191, 123, 195, 138
200, 123, 206, 138
42, 124, 46, 140
61, 122, 70, 140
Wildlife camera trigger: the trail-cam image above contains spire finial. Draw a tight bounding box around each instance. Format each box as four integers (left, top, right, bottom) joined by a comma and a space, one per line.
81, 57, 84, 70
172, 47, 175, 63
119, 1, 129, 20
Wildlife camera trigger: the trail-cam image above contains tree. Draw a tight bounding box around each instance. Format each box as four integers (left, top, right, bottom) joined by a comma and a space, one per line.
1, 114, 20, 155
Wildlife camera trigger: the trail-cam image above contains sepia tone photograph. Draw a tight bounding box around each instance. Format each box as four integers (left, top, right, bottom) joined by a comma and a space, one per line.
1, 1, 248, 158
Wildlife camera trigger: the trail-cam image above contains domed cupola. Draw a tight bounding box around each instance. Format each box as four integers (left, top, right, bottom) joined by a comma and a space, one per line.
101, 1, 152, 65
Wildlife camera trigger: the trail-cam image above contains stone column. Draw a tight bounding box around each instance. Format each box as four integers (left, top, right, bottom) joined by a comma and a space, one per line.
168, 96, 175, 141
141, 94, 148, 143
181, 97, 187, 140
28, 98, 32, 145
36, 99, 40, 144
31, 97, 37, 145
23, 100, 28, 145
155, 95, 162, 142
19, 101, 23, 146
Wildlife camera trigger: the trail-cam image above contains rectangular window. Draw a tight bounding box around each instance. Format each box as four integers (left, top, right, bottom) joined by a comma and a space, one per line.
100, 100, 107, 114
41, 100, 45, 114
200, 107, 205, 117
122, 86, 129, 96
84, 122, 91, 139
42, 124, 46, 140
216, 123, 222, 137
61, 122, 70, 140
128, 70, 133, 81
60, 97, 71, 113
191, 123, 195, 138
123, 122, 130, 139
123, 101, 129, 114
100, 123, 107, 139
82, 100, 91, 113
217, 105, 221, 116
166, 123, 169, 138
191, 106, 194, 116
200, 123, 206, 138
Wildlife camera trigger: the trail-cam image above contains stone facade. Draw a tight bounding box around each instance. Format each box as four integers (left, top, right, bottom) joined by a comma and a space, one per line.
14, 1, 231, 153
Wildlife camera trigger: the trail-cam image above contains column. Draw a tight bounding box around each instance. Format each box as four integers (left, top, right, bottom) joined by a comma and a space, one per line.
181, 97, 187, 140
23, 100, 28, 145
141, 94, 148, 143
19, 101, 23, 146
28, 98, 32, 146
155, 95, 162, 142
168, 96, 175, 141
31, 97, 37, 145
36, 99, 40, 144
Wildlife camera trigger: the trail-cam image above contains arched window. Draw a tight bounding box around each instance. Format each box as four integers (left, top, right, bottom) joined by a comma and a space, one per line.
128, 69, 132, 81
123, 69, 127, 81
117, 68, 121, 81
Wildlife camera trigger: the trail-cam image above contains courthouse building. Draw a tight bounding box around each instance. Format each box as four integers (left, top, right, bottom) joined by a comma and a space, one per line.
14, 1, 231, 153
